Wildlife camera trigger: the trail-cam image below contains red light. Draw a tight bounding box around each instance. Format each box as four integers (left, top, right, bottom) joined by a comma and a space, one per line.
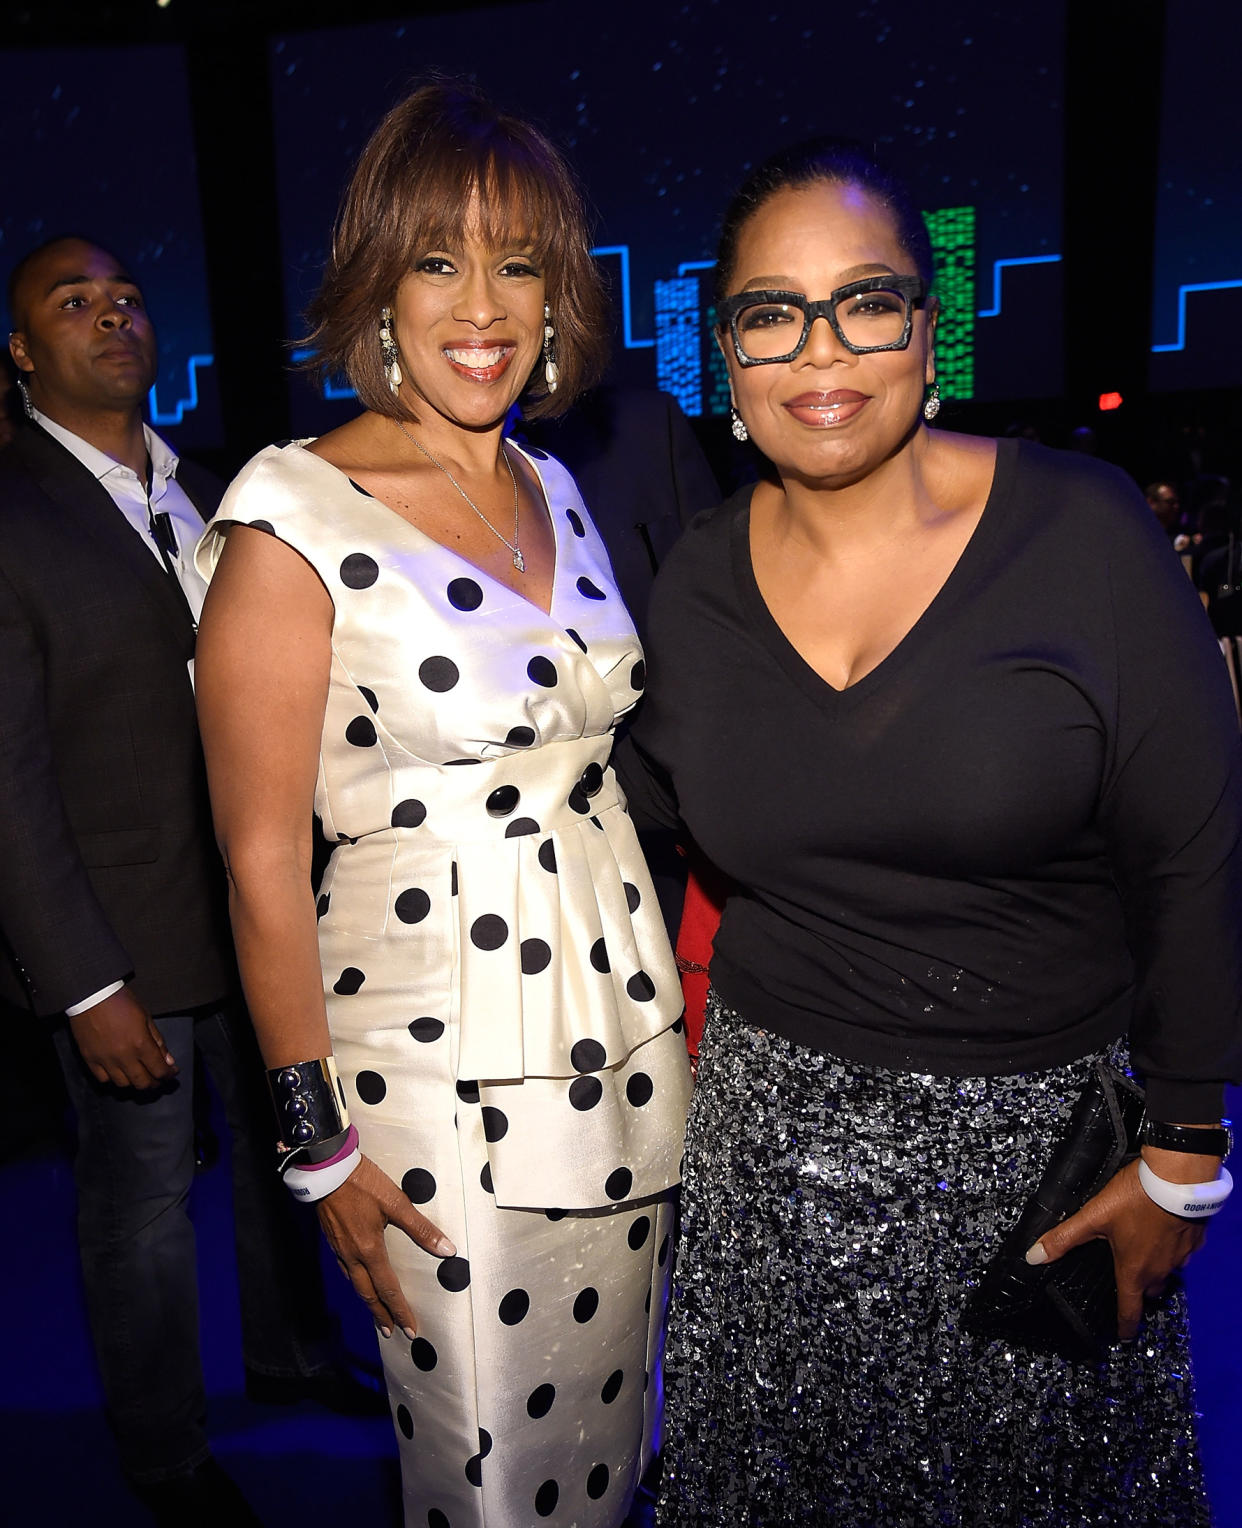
1098, 391, 1123, 411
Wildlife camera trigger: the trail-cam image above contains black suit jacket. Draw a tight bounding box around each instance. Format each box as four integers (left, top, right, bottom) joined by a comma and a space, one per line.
0, 421, 233, 1017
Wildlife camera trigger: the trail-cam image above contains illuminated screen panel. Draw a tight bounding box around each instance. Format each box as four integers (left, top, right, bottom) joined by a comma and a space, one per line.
272, 0, 1065, 429
1149, 0, 1242, 391
0, 46, 221, 450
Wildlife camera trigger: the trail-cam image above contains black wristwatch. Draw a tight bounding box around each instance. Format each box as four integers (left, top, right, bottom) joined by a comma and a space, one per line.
1140, 1117, 1233, 1160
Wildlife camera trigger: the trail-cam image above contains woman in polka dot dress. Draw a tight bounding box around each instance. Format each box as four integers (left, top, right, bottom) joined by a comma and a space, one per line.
193, 82, 691, 1528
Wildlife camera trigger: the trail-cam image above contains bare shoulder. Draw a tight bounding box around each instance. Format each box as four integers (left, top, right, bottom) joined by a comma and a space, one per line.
922, 428, 998, 515
303, 411, 386, 474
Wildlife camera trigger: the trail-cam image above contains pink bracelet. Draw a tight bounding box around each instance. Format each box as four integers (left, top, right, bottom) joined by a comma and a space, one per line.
299, 1124, 359, 1171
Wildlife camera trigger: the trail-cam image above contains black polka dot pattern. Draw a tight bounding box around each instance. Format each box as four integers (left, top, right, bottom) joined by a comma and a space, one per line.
470, 915, 508, 950
345, 716, 377, 748
482, 1106, 509, 1142
395, 887, 431, 924
624, 882, 641, 913
601, 1368, 624, 1403
587, 1463, 610, 1500
505, 725, 536, 747
535, 1480, 559, 1516
340, 552, 380, 589
447, 577, 483, 611
465, 1453, 482, 1488
605, 1166, 633, 1201
658, 1232, 671, 1268
589, 939, 610, 974
498, 1288, 529, 1325
480, 1161, 494, 1194
410, 1337, 437, 1371
358, 685, 379, 714
427, 1512, 449, 1528
565, 507, 586, 537
315, 892, 330, 920
526, 656, 558, 688
345, 478, 372, 497
355, 1070, 386, 1105
505, 817, 540, 838
571, 1037, 607, 1073
626, 971, 657, 1002
569, 1076, 602, 1111
576, 576, 607, 601
626, 1072, 654, 1107
526, 1383, 556, 1419
391, 798, 427, 828
627, 1216, 651, 1251
537, 840, 557, 873
407, 1015, 444, 1042
419, 656, 460, 692
565, 627, 588, 653
456, 1079, 480, 1104
401, 1167, 436, 1204
396, 1403, 414, 1439
520, 938, 552, 974
573, 1287, 599, 1323
630, 659, 647, 691
437, 1256, 471, 1292
248, 518, 276, 534
332, 966, 366, 995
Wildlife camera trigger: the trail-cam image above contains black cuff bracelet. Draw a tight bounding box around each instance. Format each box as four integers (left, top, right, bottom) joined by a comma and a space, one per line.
266, 1056, 350, 1153
1140, 1117, 1232, 1160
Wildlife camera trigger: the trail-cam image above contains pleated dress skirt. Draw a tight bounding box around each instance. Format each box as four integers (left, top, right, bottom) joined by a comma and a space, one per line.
657, 991, 1212, 1528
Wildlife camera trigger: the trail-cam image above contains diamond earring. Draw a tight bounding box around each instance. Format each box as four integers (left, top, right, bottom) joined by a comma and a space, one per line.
543, 303, 559, 394
730, 405, 749, 443
379, 307, 402, 396
923, 381, 941, 422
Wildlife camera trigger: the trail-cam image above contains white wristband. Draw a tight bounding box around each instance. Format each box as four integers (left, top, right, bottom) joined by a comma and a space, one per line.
282, 1147, 362, 1202
1137, 1159, 1233, 1219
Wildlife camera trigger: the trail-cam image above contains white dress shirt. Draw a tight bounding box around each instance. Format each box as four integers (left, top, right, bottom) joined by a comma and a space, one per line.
33, 407, 210, 622
33, 409, 211, 1016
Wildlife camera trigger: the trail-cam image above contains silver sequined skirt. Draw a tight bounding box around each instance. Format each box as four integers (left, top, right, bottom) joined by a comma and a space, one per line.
656, 992, 1211, 1528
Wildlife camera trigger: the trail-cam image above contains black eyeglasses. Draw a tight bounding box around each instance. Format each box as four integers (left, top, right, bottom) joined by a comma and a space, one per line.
716, 274, 929, 366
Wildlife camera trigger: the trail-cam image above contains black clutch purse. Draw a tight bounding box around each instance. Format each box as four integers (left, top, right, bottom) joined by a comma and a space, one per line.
962, 1060, 1145, 1362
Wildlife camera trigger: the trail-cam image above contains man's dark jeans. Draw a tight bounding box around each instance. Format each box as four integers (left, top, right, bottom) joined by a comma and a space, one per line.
53, 1002, 336, 1483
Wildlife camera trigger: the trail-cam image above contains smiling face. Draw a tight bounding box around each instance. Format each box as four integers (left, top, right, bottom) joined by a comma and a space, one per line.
389, 200, 547, 435
720, 180, 936, 487
9, 238, 157, 424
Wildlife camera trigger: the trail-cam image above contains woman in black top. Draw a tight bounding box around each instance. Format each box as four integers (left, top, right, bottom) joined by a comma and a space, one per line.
620, 141, 1240, 1527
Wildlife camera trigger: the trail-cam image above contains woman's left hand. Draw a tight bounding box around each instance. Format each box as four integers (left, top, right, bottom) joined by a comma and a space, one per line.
1026, 1154, 1217, 1340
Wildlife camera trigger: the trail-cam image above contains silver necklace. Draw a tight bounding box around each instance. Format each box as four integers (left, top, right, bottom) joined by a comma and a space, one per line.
396, 421, 524, 572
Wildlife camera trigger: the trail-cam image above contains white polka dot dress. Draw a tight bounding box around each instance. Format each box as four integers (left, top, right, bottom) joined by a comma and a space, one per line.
196, 440, 692, 1528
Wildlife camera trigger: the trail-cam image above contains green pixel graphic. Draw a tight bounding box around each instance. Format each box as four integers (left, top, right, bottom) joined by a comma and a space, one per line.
922, 206, 976, 401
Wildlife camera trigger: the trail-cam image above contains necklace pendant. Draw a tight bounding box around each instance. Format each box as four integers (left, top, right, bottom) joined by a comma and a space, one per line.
512, 548, 526, 573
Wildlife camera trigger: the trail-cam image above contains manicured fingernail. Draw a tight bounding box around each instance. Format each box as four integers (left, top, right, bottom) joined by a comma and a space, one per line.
378, 1325, 392, 1338
401, 1326, 417, 1341
437, 1236, 457, 1257
1024, 1242, 1048, 1266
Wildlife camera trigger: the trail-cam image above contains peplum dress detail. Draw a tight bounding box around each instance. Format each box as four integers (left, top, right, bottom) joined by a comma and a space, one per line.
196, 439, 692, 1528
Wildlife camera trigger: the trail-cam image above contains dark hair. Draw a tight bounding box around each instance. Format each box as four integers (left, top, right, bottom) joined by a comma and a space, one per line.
302, 80, 608, 420
713, 138, 935, 307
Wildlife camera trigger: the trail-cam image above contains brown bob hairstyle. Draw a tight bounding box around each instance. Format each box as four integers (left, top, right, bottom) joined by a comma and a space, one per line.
301, 80, 609, 421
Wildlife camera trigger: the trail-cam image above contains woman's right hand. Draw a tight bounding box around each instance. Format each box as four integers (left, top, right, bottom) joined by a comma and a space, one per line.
315, 1155, 456, 1340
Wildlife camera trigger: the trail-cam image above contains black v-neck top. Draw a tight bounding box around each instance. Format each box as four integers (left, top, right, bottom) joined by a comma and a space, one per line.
618, 439, 1242, 1121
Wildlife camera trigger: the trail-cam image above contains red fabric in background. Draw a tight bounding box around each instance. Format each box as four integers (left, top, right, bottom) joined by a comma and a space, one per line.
674, 855, 729, 1064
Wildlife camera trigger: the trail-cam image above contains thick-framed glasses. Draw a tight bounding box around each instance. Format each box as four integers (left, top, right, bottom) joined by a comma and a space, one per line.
716, 274, 929, 366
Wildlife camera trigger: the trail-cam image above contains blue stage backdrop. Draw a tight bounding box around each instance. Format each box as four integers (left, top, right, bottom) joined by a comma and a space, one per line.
270, 0, 1067, 434
1150, 0, 1242, 392
0, 45, 221, 452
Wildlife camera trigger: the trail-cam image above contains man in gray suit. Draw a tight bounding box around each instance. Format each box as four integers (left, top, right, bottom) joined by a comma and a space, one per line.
0, 236, 356, 1527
